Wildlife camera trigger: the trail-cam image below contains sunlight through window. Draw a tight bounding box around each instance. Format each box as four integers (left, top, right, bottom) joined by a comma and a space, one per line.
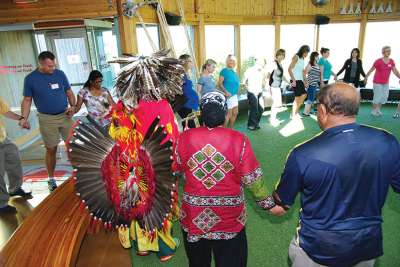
279, 118, 305, 137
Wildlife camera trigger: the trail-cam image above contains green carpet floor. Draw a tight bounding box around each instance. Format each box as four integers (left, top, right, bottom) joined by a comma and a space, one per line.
132, 103, 400, 267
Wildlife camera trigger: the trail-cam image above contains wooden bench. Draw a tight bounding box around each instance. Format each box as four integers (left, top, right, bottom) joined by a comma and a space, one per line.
0, 178, 90, 267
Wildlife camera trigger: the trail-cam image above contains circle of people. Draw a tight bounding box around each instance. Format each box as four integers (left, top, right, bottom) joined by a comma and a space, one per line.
0, 47, 399, 267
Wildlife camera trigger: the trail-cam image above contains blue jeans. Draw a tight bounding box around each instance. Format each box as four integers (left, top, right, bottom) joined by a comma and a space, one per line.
305, 85, 318, 104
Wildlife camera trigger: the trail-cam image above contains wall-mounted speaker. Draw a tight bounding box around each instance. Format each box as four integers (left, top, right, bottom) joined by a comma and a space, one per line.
311, 0, 330, 7
315, 15, 330, 25
165, 12, 182, 26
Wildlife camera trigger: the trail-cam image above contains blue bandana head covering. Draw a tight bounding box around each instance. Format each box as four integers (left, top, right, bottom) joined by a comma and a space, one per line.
200, 92, 227, 127
200, 92, 227, 113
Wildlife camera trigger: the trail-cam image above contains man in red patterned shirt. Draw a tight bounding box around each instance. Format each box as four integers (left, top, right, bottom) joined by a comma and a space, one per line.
174, 92, 276, 267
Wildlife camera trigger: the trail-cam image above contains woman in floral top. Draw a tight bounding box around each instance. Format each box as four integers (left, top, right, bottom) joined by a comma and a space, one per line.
75, 70, 115, 126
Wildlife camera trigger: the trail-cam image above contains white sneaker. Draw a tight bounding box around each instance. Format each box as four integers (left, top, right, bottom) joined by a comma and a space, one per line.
371, 110, 379, 116
270, 118, 283, 126
292, 114, 303, 120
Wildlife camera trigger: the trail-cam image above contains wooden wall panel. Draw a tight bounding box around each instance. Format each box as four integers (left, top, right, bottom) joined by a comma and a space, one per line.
198, 0, 274, 16
0, 0, 117, 24
161, 0, 195, 16
197, 0, 398, 18
283, 0, 399, 16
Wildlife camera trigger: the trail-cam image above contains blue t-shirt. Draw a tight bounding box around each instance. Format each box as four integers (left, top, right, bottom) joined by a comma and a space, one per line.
24, 69, 71, 114
220, 68, 240, 95
182, 74, 199, 110
276, 123, 400, 266
198, 75, 216, 96
318, 57, 333, 81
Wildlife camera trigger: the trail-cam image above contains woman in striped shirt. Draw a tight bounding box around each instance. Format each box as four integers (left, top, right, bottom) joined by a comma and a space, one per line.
303, 51, 323, 116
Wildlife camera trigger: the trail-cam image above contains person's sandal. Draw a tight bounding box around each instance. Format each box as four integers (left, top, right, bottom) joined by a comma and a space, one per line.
393, 112, 400, 119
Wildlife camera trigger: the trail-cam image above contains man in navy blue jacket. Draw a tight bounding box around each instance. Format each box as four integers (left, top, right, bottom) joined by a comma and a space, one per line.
269, 82, 400, 267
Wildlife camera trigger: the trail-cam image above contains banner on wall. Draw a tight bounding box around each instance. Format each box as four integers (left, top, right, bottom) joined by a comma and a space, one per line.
0, 64, 33, 75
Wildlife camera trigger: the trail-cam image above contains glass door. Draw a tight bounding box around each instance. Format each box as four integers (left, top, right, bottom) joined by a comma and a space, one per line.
86, 25, 119, 94
44, 28, 92, 95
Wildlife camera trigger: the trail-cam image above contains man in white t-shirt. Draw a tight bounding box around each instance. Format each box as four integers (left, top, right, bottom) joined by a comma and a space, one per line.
243, 59, 266, 130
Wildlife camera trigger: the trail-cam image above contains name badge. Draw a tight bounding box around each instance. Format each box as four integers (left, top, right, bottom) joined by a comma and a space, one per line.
50, 83, 60, 90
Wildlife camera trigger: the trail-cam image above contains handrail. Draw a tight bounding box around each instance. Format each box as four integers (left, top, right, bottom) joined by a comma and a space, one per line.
0, 178, 90, 267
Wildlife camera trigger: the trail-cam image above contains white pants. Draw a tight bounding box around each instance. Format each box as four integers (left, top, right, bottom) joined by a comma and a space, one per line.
372, 83, 389, 105
270, 87, 282, 108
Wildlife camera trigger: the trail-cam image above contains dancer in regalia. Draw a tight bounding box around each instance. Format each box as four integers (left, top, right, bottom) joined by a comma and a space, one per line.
68, 50, 184, 262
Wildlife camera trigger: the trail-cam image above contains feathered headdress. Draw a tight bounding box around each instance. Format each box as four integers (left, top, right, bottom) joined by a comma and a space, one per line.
110, 50, 185, 109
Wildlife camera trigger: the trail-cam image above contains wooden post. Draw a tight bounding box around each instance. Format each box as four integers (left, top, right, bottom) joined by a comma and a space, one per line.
234, 24, 241, 76
194, 13, 206, 71
116, 0, 138, 55
274, 15, 281, 52
315, 24, 320, 52
358, 13, 368, 59
195, 0, 203, 14
273, 0, 282, 54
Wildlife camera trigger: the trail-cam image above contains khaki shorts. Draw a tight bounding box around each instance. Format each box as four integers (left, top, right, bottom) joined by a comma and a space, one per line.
288, 238, 375, 267
37, 112, 73, 148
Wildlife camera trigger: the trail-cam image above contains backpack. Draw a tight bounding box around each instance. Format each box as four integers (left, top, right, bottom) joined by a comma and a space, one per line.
269, 70, 275, 86
269, 60, 283, 87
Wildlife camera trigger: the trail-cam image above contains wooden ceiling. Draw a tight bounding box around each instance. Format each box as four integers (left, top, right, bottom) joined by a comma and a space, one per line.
0, 0, 398, 25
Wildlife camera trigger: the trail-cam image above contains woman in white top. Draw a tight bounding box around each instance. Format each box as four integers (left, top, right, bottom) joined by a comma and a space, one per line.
288, 45, 310, 119
267, 49, 289, 125
243, 58, 266, 130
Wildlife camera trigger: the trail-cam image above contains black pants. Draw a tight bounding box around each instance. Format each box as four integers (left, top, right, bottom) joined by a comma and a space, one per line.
183, 228, 248, 267
247, 92, 263, 128
178, 107, 196, 129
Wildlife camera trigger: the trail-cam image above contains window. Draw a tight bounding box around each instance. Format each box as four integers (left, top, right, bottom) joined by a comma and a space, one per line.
319, 23, 360, 77
205, 25, 235, 76
364, 21, 400, 88
169, 25, 195, 58
240, 25, 275, 79
34, 33, 47, 52
137, 24, 160, 56
280, 24, 316, 71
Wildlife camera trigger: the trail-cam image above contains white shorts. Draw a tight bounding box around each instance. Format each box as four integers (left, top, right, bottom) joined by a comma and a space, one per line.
373, 83, 390, 104
270, 87, 282, 108
227, 95, 238, 109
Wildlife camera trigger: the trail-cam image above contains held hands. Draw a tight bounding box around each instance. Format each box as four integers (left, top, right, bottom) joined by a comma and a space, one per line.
290, 80, 297, 87
268, 205, 287, 216
18, 118, 30, 130
65, 106, 75, 118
